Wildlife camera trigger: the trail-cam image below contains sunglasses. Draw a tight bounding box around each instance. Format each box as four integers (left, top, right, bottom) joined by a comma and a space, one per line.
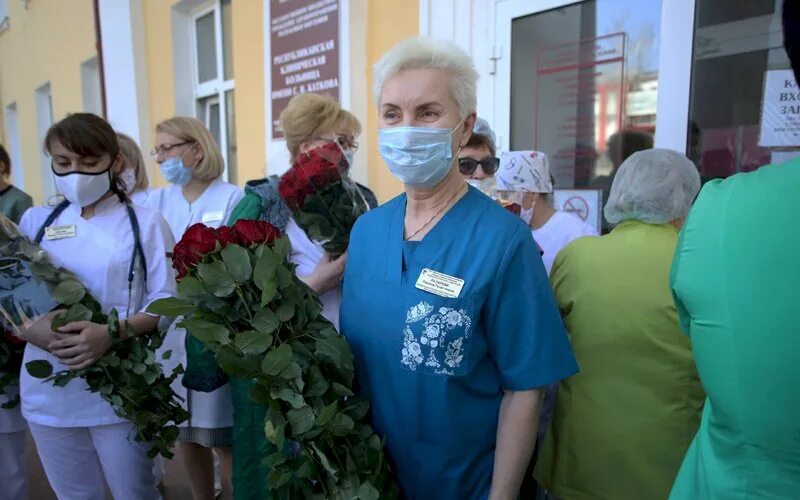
459, 157, 500, 176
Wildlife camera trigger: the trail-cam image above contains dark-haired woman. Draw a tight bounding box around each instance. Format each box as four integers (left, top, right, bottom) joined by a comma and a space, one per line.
17, 113, 175, 499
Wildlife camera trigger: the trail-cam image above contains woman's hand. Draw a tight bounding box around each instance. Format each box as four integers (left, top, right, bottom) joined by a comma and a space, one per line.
18, 310, 61, 351
300, 252, 347, 294
48, 321, 113, 371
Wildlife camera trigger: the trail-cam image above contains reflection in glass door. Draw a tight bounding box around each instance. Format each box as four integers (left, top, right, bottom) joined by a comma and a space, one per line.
494, 0, 663, 216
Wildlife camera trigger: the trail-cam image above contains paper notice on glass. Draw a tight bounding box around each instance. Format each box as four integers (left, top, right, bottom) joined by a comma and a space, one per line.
759, 69, 800, 147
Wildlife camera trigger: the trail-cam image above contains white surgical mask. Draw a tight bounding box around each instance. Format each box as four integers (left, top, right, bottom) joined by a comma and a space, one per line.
54, 169, 111, 207
520, 198, 537, 226
378, 120, 463, 189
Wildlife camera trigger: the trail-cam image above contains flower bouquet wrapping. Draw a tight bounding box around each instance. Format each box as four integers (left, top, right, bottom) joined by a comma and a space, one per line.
278, 143, 368, 257
0, 214, 188, 457
149, 220, 398, 499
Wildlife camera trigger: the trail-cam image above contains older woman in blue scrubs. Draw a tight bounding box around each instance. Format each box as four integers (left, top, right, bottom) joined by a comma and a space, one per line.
340, 37, 578, 500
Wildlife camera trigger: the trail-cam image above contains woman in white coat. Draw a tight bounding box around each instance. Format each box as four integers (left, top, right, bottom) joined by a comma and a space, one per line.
17, 112, 175, 499
147, 116, 243, 500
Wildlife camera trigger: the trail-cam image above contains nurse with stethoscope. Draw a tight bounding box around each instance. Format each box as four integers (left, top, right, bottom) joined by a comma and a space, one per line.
17, 113, 175, 499
146, 116, 243, 500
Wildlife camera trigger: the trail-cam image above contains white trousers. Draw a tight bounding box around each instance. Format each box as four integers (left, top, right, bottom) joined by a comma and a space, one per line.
28, 422, 158, 500
0, 430, 27, 500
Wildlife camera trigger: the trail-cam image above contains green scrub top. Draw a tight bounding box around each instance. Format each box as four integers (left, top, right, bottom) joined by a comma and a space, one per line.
535, 220, 705, 500
669, 160, 800, 499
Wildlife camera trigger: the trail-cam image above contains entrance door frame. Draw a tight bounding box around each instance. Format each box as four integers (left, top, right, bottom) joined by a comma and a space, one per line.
490, 0, 696, 154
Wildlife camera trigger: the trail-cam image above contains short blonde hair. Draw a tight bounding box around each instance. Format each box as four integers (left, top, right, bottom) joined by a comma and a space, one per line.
116, 133, 149, 192
279, 93, 361, 161
156, 116, 224, 181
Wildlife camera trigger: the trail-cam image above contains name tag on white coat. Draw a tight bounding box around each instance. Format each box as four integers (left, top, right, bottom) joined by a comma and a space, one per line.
202, 211, 225, 224
44, 224, 77, 240
415, 268, 465, 299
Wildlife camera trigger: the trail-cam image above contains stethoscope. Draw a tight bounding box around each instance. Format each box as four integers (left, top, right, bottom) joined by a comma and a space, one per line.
34, 192, 147, 319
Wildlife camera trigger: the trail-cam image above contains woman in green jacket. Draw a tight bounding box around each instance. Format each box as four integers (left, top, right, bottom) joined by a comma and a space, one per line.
535, 149, 705, 500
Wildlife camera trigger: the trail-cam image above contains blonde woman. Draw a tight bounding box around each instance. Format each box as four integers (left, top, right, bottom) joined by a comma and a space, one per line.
146, 116, 243, 500
186, 93, 376, 499
115, 133, 151, 206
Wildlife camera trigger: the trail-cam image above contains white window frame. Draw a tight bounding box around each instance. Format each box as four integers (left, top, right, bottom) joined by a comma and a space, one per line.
189, 0, 235, 181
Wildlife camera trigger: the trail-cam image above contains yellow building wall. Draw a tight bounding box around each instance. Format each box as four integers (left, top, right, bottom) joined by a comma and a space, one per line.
141, 0, 175, 190
365, 0, 419, 203
0, 0, 98, 204
142, 0, 265, 188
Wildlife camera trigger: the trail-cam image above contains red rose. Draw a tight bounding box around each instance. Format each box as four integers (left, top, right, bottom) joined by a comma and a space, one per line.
232, 219, 281, 247
216, 226, 242, 247
279, 143, 344, 211
173, 223, 219, 280
2, 329, 25, 346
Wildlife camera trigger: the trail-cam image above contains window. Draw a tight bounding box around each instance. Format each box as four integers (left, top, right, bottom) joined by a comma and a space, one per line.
687, 0, 788, 181
4, 103, 24, 190
0, 0, 9, 32
35, 83, 55, 202
81, 57, 103, 116
191, 0, 236, 181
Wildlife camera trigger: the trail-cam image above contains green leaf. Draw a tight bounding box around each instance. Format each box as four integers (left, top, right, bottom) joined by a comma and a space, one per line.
287, 406, 315, 435
331, 382, 354, 397
197, 261, 237, 298
253, 246, 280, 291
233, 330, 273, 356
221, 244, 253, 283
260, 280, 279, 307
176, 276, 207, 298
25, 360, 53, 378
216, 347, 258, 378
51, 303, 93, 330
272, 388, 306, 409
345, 399, 370, 421
315, 337, 354, 371
357, 483, 380, 500
250, 308, 280, 334
310, 442, 338, 480
260, 343, 293, 375
263, 451, 288, 470
276, 302, 294, 322
183, 318, 230, 345
161, 350, 173, 360
51, 279, 86, 305
272, 237, 291, 261
276, 265, 294, 289
332, 412, 355, 436
315, 401, 338, 427
146, 297, 194, 317
279, 361, 302, 381
305, 365, 330, 397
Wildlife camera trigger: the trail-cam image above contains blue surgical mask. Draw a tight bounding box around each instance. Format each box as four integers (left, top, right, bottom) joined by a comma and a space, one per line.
344, 150, 355, 169
159, 156, 193, 186
378, 122, 462, 189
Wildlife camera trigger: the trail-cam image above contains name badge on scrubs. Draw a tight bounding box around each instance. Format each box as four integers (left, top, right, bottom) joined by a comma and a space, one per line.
44, 224, 77, 241
415, 268, 465, 299
202, 211, 224, 224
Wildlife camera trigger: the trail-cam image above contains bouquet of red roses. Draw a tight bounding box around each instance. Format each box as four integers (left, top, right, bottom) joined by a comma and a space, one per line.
278, 143, 368, 257
150, 219, 398, 499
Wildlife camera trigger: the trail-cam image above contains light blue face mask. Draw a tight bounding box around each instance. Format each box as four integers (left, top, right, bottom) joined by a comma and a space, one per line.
159, 156, 193, 186
378, 122, 462, 189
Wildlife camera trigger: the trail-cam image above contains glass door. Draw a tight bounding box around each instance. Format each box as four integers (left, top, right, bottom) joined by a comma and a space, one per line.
492, 0, 701, 233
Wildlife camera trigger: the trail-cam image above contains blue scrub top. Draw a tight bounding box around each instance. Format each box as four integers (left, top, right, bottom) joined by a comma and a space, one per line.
341, 186, 578, 500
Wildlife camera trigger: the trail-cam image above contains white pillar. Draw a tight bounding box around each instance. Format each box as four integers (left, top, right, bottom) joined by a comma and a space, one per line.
98, 0, 152, 161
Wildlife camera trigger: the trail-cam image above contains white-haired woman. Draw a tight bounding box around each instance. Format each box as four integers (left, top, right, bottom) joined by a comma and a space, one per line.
534, 149, 705, 500
340, 37, 578, 499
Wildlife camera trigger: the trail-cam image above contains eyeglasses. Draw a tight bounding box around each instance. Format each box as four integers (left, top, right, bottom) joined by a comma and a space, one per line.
318, 135, 359, 153
150, 142, 193, 158
459, 157, 500, 176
